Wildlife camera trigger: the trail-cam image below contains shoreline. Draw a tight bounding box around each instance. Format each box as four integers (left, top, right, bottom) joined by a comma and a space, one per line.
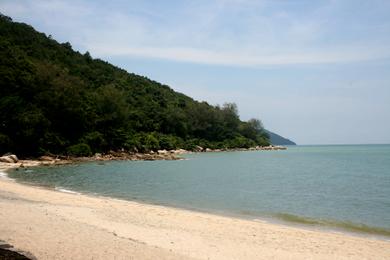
4, 159, 390, 241
0, 144, 288, 166
5, 169, 390, 242
1, 162, 389, 259
2, 159, 390, 240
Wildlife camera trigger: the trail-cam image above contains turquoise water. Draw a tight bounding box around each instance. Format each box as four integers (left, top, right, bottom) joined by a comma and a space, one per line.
8, 145, 390, 236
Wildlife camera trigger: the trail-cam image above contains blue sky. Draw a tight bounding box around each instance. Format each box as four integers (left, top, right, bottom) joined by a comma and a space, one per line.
1, 0, 390, 144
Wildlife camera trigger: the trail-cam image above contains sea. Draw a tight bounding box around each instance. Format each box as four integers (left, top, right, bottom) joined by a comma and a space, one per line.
6, 145, 390, 237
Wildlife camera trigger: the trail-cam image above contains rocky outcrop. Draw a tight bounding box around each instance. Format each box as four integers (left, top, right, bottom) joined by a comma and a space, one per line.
197, 145, 287, 153
172, 149, 187, 154
78, 149, 190, 162
0, 146, 286, 166
257, 145, 287, 150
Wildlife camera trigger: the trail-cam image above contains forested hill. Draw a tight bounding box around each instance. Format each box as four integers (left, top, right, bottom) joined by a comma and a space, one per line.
0, 14, 271, 157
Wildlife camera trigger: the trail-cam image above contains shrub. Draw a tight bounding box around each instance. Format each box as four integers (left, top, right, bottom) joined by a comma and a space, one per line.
159, 135, 182, 150
81, 131, 106, 152
143, 133, 160, 152
124, 134, 141, 152
226, 136, 256, 148
131, 133, 160, 152
66, 143, 92, 157
39, 132, 68, 154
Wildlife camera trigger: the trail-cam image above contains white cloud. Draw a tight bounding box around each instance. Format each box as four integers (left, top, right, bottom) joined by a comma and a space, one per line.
88, 44, 390, 67
2, 0, 390, 67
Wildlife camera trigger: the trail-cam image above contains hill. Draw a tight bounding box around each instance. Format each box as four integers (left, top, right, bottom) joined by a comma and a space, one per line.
0, 14, 271, 156
265, 130, 296, 145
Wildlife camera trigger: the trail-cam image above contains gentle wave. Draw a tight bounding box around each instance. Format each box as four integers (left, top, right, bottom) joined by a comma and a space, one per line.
54, 187, 80, 195
0, 170, 12, 180
275, 213, 390, 237
7, 145, 390, 239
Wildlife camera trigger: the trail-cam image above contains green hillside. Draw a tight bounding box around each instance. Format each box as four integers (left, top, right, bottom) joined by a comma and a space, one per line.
265, 130, 296, 145
0, 14, 270, 156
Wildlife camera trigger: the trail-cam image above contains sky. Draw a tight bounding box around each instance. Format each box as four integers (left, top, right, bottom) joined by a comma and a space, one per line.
1, 0, 390, 144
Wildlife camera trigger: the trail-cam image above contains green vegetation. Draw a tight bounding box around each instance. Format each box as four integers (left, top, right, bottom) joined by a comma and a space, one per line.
0, 14, 270, 157
66, 143, 92, 157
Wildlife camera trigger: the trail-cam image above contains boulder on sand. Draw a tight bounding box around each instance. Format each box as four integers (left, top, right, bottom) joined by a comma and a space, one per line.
39, 156, 55, 161
0, 154, 18, 163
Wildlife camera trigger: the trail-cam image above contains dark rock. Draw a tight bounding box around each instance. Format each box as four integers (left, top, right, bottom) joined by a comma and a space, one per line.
0, 248, 32, 259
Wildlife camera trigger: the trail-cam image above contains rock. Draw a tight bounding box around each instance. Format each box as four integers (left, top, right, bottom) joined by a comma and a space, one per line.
0, 247, 31, 260
157, 149, 168, 155
0, 156, 14, 163
0, 154, 18, 163
169, 155, 179, 160
9, 154, 18, 162
144, 154, 155, 161
205, 148, 212, 152
174, 149, 188, 154
39, 155, 55, 161
194, 146, 203, 152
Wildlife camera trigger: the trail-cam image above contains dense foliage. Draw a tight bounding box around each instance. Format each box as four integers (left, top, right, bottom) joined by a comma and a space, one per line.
0, 14, 269, 156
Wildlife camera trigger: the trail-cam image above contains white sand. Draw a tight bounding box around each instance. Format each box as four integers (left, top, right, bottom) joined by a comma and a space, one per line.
0, 162, 389, 259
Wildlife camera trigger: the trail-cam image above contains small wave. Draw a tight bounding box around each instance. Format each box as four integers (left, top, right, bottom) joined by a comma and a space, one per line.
54, 187, 80, 195
275, 213, 390, 237
0, 170, 12, 180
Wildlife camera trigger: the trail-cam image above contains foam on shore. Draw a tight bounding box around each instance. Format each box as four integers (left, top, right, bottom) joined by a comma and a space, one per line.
54, 187, 80, 195
0, 170, 12, 180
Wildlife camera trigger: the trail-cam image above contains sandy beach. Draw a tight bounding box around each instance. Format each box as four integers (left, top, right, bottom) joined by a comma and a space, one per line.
0, 163, 389, 259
